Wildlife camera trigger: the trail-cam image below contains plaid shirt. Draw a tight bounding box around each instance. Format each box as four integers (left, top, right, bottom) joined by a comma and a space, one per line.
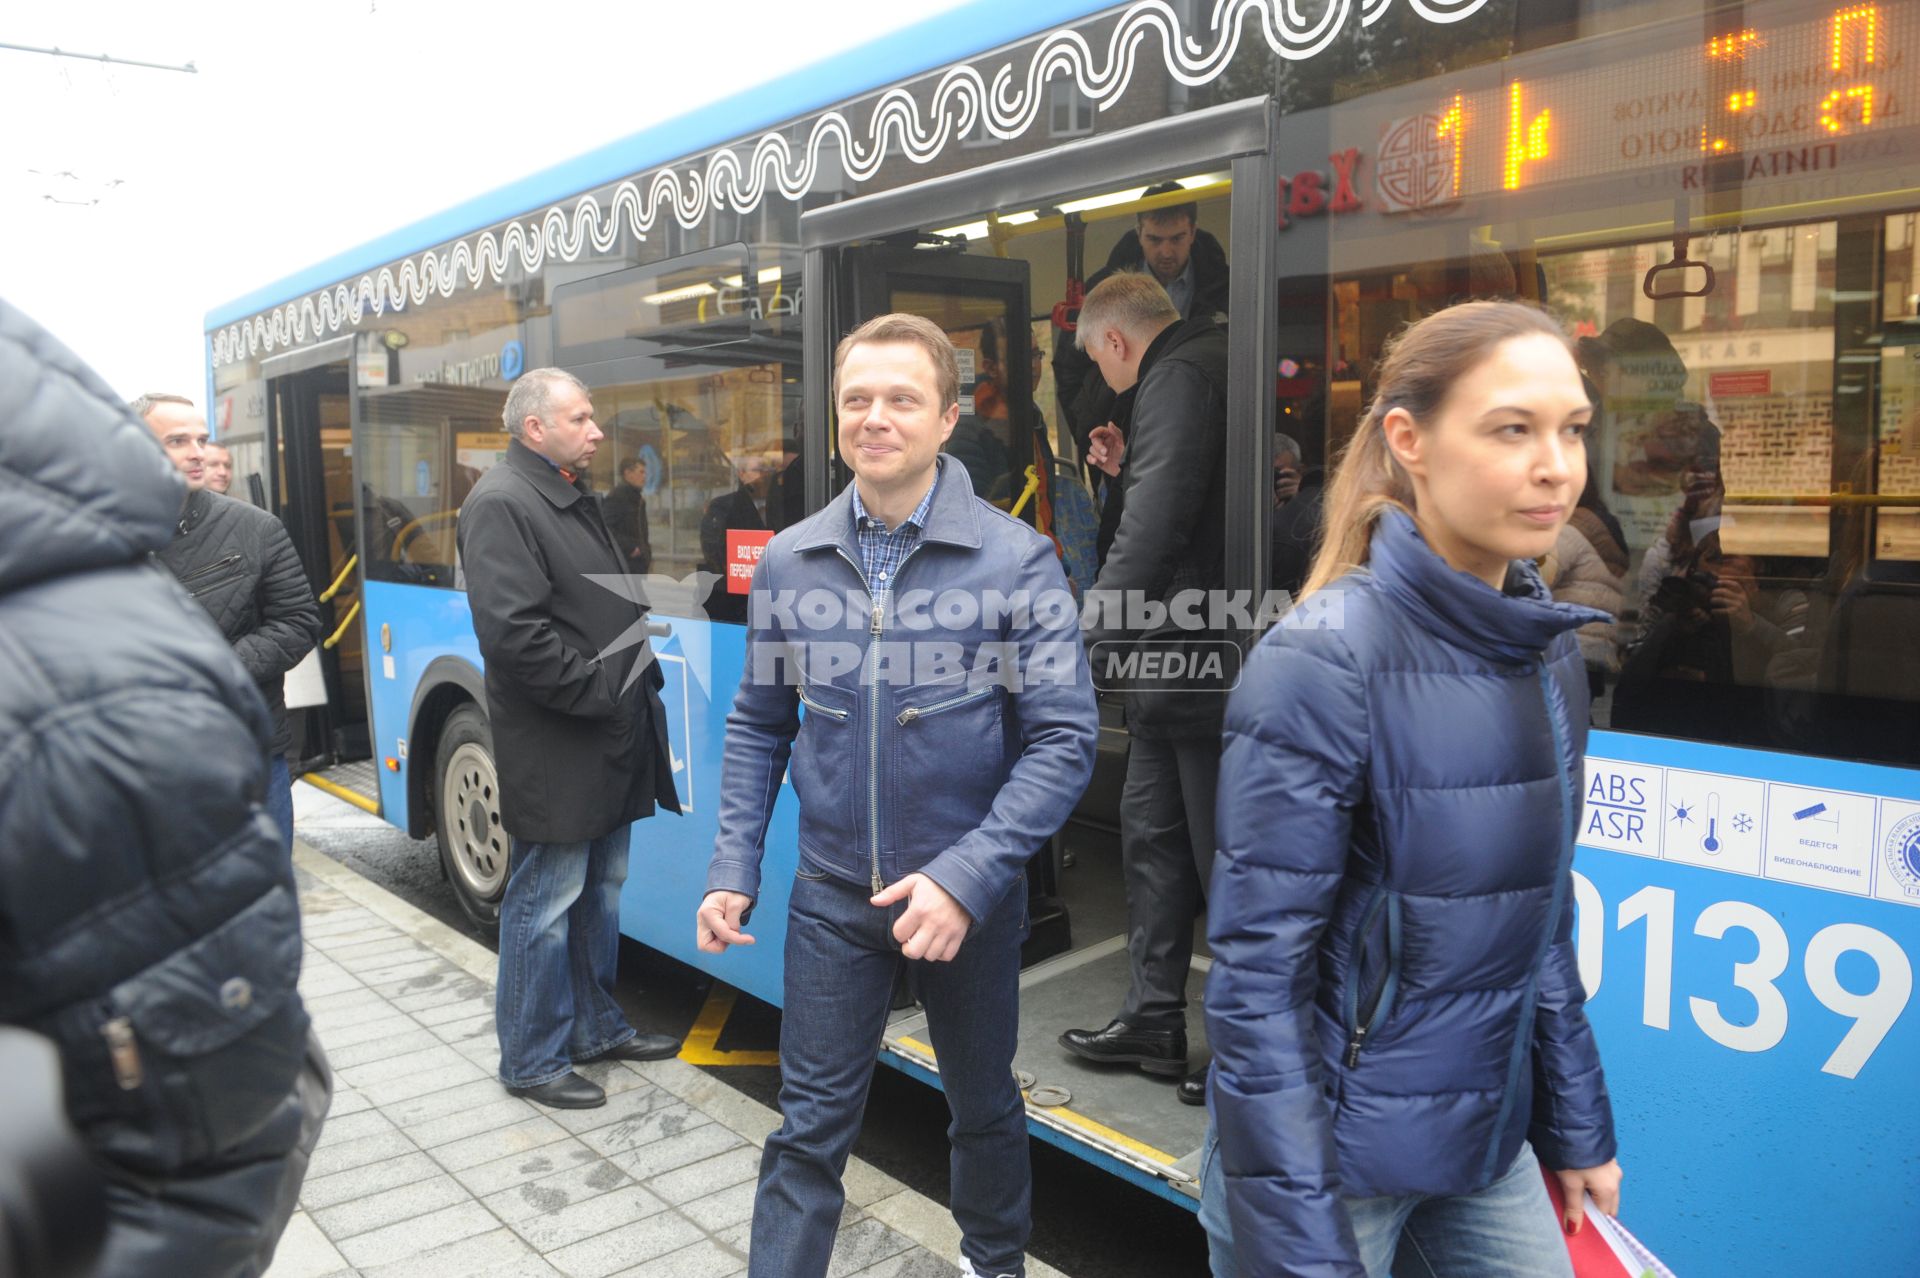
850, 471, 939, 595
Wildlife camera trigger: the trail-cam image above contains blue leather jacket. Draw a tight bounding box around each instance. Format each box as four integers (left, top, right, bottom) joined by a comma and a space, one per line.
706, 457, 1098, 923
1206, 510, 1618, 1278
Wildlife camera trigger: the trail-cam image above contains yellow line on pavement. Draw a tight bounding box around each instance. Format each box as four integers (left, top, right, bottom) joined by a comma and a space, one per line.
679, 984, 779, 1067
894, 1035, 1180, 1168
299, 772, 380, 814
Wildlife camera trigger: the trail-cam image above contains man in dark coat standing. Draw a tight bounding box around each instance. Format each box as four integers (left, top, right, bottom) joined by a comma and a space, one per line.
456, 367, 682, 1109
1060, 273, 1229, 1107
1, 298, 330, 1276
603, 455, 652, 574
137, 393, 321, 851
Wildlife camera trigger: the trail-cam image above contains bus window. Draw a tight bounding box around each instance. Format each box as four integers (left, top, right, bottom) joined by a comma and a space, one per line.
359, 380, 510, 588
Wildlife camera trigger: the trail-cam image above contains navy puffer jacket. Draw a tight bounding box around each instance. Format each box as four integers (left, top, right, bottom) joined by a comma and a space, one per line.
1206, 510, 1617, 1278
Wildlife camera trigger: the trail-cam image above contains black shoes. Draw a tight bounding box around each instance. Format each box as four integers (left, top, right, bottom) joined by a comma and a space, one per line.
1058, 1020, 1188, 1078
1177, 1066, 1208, 1107
507, 1071, 606, 1109
588, 1033, 681, 1064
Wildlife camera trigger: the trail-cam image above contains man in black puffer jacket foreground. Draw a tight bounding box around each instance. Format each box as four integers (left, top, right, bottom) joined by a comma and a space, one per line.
134, 392, 320, 852
0, 298, 329, 1277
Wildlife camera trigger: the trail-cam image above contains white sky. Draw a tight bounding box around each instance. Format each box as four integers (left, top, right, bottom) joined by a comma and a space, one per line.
0, 0, 970, 405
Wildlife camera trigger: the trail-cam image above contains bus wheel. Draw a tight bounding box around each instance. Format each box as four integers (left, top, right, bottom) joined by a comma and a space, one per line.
435, 704, 505, 933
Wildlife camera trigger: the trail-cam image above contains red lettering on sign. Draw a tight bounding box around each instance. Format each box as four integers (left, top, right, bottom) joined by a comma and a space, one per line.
726, 529, 774, 594
1276, 175, 1290, 228
1710, 369, 1773, 398
1330, 148, 1364, 213
1288, 170, 1328, 219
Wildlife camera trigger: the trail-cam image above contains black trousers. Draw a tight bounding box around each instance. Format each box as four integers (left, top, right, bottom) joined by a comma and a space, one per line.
1117, 734, 1221, 1031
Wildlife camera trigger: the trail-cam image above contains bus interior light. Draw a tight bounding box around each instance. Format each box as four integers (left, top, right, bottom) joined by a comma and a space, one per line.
641, 282, 718, 305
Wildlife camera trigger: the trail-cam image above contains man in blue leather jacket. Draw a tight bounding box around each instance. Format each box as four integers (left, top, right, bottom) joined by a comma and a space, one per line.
697, 313, 1098, 1278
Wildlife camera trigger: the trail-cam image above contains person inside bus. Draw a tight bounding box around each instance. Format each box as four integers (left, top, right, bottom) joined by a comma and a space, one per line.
1200, 301, 1622, 1278
603, 455, 652, 574
1054, 181, 1230, 557
700, 449, 782, 623
456, 368, 683, 1111
203, 439, 234, 494
1060, 272, 1228, 1108
697, 313, 1097, 1278
136, 392, 321, 852
1270, 429, 1327, 600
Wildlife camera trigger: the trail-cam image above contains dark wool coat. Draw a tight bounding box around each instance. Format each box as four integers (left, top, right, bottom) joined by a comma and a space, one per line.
456, 439, 680, 842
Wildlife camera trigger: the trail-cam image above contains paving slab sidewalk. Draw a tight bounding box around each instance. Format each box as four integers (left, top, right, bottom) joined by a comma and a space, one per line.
271, 842, 1069, 1278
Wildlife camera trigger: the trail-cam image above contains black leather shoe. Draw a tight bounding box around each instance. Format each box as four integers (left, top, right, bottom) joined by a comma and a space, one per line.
507, 1072, 605, 1109
1177, 1066, 1208, 1107
588, 1033, 681, 1064
1058, 1020, 1188, 1077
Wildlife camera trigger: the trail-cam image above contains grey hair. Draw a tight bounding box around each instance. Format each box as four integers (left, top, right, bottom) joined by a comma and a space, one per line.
1074, 271, 1180, 351
1273, 433, 1303, 461
130, 392, 194, 420
502, 368, 589, 438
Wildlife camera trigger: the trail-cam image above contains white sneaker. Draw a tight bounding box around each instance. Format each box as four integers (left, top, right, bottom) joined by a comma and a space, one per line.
957, 1253, 1020, 1278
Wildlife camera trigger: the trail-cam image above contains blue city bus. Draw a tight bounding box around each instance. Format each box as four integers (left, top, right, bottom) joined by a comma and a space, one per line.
208, 1, 1920, 1269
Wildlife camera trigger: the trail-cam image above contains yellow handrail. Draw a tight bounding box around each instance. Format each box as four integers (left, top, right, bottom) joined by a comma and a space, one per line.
323, 599, 361, 650
319, 554, 358, 602
1725, 493, 1920, 507
1009, 465, 1041, 519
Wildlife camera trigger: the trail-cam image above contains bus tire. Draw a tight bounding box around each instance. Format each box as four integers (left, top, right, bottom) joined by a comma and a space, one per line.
435, 704, 505, 934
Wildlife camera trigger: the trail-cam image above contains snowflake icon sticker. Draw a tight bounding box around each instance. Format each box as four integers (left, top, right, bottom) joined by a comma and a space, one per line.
1733, 813, 1754, 835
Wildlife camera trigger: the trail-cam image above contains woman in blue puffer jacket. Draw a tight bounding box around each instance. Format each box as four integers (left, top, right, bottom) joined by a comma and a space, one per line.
1199, 301, 1623, 1278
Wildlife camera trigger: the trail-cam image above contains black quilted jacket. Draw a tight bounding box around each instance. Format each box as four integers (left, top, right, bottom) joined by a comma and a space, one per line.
156, 489, 320, 756
0, 298, 319, 1273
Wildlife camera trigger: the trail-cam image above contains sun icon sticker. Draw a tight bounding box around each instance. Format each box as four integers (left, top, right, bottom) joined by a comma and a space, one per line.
1671, 801, 1694, 825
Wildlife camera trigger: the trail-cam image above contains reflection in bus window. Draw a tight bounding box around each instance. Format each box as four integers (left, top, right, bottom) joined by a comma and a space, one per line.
1319, 210, 1920, 767
358, 383, 506, 587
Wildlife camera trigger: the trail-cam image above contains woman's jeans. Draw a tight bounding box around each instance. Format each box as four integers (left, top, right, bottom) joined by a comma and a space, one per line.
748, 868, 1030, 1278
1198, 1124, 1573, 1278
495, 826, 636, 1089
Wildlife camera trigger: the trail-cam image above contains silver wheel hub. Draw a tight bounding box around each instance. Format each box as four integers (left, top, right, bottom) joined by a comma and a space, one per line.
442, 741, 505, 900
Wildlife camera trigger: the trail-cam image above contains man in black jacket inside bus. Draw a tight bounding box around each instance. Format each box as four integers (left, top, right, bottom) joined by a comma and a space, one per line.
1060, 272, 1228, 1108
138, 393, 321, 852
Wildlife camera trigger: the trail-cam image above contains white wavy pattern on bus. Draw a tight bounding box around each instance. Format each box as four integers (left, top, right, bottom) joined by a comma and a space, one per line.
211, 0, 1491, 366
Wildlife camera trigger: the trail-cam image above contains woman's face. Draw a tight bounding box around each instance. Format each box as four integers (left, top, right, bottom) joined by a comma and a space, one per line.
1385, 332, 1592, 588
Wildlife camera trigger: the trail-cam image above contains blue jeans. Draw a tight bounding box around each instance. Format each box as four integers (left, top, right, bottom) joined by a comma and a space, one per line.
1199, 1124, 1572, 1278
749, 868, 1030, 1278
495, 826, 636, 1088
267, 755, 294, 854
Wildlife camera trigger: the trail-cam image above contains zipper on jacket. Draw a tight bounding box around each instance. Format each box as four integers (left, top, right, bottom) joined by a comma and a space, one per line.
1480, 654, 1579, 1183
176, 552, 241, 585
896, 684, 993, 726
796, 685, 850, 721
831, 542, 925, 895
1343, 890, 1402, 1068
100, 1016, 142, 1090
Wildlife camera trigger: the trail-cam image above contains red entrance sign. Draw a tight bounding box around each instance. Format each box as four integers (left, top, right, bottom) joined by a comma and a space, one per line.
1710, 369, 1773, 398
726, 528, 774, 594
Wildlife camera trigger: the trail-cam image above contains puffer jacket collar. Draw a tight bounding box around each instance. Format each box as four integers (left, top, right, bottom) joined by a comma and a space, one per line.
1369, 508, 1608, 666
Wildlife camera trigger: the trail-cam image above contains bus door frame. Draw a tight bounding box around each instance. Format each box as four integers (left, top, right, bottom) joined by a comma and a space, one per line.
799, 91, 1280, 609
263, 334, 372, 767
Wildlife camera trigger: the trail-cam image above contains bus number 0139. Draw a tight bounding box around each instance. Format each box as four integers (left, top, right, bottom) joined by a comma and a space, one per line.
1570, 873, 1914, 1080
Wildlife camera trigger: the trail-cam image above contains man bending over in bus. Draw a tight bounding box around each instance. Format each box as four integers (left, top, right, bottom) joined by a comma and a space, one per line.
457, 368, 683, 1110
138, 393, 320, 851
698, 314, 1098, 1278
